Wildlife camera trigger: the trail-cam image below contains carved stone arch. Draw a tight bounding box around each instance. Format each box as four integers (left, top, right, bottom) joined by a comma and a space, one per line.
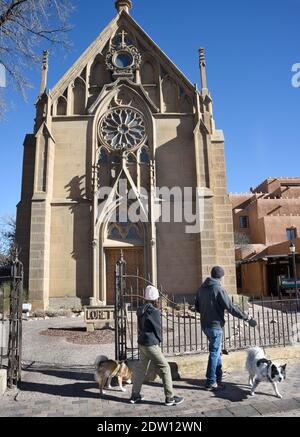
162, 75, 179, 113
95, 194, 152, 303
140, 52, 160, 108
92, 83, 155, 168
141, 53, 158, 83
180, 93, 193, 113
127, 152, 136, 163
56, 95, 67, 116
89, 54, 111, 88
97, 198, 151, 248
73, 77, 86, 115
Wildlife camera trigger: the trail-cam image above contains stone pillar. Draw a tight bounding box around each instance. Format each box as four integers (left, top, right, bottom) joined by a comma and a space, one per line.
193, 92, 217, 284
211, 130, 237, 294
28, 123, 55, 310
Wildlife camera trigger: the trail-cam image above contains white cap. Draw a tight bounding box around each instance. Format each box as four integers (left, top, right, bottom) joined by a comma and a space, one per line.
145, 285, 160, 301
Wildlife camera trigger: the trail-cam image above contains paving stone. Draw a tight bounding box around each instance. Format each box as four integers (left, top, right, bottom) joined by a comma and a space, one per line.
1, 339, 300, 418
227, 405, 260, 417
271, 398, 300, 412
204, 408, 234, 417
249, 401, 282, 415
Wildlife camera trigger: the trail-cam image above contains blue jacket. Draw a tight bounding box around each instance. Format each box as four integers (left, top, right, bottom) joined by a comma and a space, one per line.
195, 277, 248, 329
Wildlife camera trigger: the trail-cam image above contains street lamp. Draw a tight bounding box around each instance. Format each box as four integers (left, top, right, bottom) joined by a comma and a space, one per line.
289, 242, 298, 296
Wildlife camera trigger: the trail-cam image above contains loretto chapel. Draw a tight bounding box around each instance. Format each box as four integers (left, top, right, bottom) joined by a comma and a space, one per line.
16, 0, 236, 311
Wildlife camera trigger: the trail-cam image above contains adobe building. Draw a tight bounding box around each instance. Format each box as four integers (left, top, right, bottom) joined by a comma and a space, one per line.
230, 177, 300, 296
16, 0, 236, 310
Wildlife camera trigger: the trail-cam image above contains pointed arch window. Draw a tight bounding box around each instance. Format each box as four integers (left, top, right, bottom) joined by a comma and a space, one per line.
162, 76, 178, 113
107, 223, 143, 244
73, 78, 86, 115
57, 96, 67, 116
127, 153, 136, 164
141, 61, 156, 84
140, 148, 149, 164
99, 148, 108, 165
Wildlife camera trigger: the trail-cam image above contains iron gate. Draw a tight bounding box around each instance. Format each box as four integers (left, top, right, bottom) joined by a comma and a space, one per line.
0, 256, 23, 387
114, 252, 300, 361
114, 250, 204, 361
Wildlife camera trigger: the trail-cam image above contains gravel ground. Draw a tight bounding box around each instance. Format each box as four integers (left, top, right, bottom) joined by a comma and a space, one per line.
39, 326, 115, 345
21, 316, 115, 367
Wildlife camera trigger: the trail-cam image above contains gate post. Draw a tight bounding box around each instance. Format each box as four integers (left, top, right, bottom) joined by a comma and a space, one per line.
7, 256, 23, 388
115, 251, 127, 361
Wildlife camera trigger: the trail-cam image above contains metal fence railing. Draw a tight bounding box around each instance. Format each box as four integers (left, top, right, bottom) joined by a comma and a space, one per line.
0, 286, 6, 369
115, 253, 300, 361
0, 259, 23, 387
124, 290, 300, 360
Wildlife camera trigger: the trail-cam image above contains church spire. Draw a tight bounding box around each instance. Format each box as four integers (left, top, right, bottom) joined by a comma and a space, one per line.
115, 0, 133, 14
199, 48, 208, 90
39, 49, 49, 96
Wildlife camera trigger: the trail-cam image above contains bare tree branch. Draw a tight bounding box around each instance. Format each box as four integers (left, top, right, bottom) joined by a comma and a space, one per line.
0, 214, 16, 265
0, 0, 74, 116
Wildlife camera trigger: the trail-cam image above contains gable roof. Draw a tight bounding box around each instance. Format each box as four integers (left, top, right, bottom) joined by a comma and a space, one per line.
50, 10, 195, 101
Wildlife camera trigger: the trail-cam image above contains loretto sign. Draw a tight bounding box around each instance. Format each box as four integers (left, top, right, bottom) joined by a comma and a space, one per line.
84, 306, 115, 331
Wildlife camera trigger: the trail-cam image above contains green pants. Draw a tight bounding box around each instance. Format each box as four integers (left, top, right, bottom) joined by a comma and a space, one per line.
132, 344, 173, 397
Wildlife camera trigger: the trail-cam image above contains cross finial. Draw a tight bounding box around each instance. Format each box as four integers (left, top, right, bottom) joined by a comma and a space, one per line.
115, 0, 133, 14
120, 29, 127, 47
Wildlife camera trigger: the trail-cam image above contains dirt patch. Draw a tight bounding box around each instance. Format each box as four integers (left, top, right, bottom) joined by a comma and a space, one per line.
39, 327, 115, 345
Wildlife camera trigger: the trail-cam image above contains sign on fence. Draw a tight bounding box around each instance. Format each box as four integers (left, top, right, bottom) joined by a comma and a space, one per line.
84, 306, 115, 332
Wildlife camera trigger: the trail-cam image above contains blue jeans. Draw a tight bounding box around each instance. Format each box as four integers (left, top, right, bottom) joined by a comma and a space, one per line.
203, 327, 223, 386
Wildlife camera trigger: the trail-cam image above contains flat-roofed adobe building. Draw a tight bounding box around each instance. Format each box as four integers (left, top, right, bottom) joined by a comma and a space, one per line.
230, 177, 300, 296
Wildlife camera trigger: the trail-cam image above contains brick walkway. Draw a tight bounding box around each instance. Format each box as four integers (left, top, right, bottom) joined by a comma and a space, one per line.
0, 361, 300, 417
0, 317, 299, 417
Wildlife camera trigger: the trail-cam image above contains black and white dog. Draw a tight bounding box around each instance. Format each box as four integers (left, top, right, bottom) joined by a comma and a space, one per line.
246, 347, 287, 398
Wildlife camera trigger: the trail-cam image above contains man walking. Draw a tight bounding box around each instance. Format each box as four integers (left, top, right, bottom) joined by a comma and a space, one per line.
195, 266, 257, 391
130, 285, 184, 406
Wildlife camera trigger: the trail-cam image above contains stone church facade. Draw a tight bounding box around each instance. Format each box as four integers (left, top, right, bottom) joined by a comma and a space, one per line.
16, 0, 236, 310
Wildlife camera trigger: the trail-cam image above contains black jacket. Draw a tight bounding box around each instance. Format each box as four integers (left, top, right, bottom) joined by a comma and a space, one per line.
137, 303, 162, 346
195, 277, 248, 329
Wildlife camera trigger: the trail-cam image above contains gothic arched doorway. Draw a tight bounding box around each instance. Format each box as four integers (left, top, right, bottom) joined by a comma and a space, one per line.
104, 222, 146, 304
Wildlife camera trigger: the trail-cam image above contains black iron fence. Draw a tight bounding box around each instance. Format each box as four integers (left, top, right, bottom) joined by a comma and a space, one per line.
0, 258, 23, 387
115, 255, 300, 361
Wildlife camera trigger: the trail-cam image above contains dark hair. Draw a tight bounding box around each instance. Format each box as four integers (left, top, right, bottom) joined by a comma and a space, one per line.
211, 266, 225, 279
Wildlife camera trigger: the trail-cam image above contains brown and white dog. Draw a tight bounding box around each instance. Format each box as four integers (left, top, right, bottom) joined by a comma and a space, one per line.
94, 355, 133, 396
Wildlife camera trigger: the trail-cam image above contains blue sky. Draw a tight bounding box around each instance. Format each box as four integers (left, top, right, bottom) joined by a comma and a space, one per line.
0, 0, 299, 218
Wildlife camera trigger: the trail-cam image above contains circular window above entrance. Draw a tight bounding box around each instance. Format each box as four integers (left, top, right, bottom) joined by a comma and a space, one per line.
113, 52, 134, 69
99, 107, 147, 151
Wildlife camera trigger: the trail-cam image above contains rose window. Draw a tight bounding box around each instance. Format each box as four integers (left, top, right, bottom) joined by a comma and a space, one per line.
99, 107, 146, 151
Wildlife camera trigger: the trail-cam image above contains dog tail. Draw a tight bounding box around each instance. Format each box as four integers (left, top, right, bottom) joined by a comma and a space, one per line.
94, 355, 109, 368
246, 346, 265, 365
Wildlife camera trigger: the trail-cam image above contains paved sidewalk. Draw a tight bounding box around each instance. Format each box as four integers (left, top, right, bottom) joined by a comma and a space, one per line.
0, 361, 300, 417
0, 317, 299, 417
